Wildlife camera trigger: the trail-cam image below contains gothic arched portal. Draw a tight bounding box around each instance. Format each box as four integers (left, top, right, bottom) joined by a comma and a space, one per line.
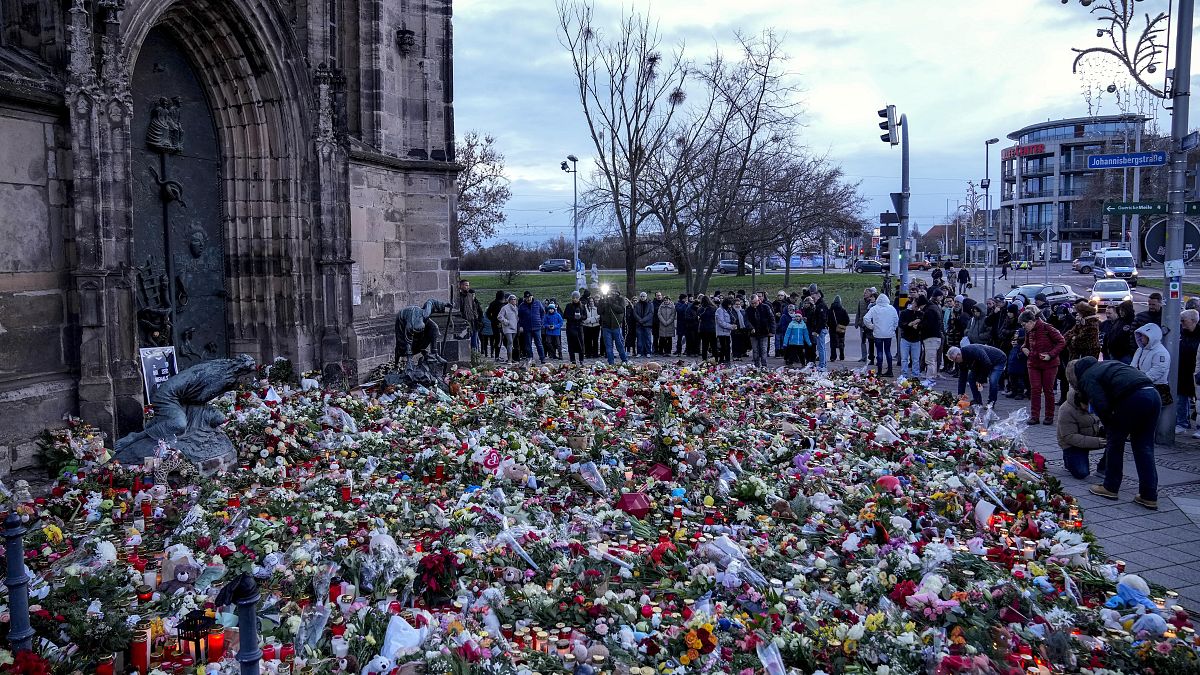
131, 27, 227, 368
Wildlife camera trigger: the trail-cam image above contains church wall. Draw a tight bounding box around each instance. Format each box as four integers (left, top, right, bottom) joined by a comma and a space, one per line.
0, 104, 76, 475
346, 153, 457, 376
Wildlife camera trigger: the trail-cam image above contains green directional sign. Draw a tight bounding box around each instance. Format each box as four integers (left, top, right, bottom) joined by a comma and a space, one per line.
1102, 201, 1200, 215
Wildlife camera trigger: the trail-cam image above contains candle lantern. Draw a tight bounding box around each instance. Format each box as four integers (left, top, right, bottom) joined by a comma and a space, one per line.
178, 609, 216, 664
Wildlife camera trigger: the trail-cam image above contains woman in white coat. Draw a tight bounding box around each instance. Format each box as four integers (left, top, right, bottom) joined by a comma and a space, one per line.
863, 294, 899, 377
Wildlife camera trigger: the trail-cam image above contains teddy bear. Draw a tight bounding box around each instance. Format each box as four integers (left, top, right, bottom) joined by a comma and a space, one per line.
359, 654, 392, 675
160, 560, 202, 595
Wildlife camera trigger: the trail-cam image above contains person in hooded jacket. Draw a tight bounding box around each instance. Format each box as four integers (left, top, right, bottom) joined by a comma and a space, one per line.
1105, 300, 1138, 364
964, 299, 989, 346
1176, 309, 1200, 434
1132, 322, 1170, 385
863, 294, 899, 377
916, 295, 943, 384
1057, 365, 1107, 479
517, 292, 548, 363
543, 303, 565, 359
809, 291, 831, 369
1074, 356, 1161, 509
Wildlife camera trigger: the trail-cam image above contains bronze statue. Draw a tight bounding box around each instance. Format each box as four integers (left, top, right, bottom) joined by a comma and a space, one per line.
115, 355, 256, 475
393, 299, 449, 367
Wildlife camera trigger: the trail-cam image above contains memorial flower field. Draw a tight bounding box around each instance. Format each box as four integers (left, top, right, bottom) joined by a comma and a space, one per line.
4, 364, 1198, 675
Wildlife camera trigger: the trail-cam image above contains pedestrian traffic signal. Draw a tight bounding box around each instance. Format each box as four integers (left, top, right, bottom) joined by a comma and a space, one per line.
878, 105, 898, 145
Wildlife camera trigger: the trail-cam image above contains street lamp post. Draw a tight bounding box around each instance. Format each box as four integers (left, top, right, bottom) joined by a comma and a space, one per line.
985, 138, 999, 298
561, 155, 581, 290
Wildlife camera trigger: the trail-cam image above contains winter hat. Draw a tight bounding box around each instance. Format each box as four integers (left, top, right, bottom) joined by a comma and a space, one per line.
1074, 300, 1096, 317
954, 294, 965, 304
1018, 309, 1039, 323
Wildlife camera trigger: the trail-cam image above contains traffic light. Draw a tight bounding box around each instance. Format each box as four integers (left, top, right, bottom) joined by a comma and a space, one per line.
878, 105, 898, 145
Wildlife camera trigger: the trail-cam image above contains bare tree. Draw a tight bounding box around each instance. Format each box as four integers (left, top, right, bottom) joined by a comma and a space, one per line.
558, 1, 688, 298
455, 132, 512, 258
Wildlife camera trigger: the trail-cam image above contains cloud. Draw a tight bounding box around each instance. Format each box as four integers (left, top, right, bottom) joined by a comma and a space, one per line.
453, 0, 1189, 246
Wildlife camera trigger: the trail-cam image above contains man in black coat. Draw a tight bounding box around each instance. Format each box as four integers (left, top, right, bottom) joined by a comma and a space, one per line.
947, 344, 1007, 405
1074, 357, 1160, 509
1134, 292, 1163, 329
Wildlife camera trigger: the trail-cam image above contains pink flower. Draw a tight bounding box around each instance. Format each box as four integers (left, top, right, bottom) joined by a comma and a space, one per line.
1155, 641, 1174, 654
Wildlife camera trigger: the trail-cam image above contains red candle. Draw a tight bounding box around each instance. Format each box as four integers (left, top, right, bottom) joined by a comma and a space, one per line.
142, 501, 152, 518
280, 643, 294, 662
207, 629, 225, 662
262, 644, 276, 661
340, 486, 352, 502
227, 496, 241, 508
96, 657, 115, 675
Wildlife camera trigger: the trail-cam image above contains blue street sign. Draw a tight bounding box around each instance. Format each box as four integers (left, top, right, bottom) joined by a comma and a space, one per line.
1087, 151, 1167, 170
966, 239, 986, 246
1185, 131, 1200, 152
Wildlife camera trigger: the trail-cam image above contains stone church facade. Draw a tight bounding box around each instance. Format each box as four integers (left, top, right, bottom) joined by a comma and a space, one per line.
0, 0, 459, 474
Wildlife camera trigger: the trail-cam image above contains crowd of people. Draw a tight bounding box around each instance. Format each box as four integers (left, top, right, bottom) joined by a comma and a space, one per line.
462, 281, 853, 369
455, 272, 1187, 512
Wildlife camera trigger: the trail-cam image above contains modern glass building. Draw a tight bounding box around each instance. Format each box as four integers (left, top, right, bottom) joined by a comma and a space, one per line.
999, 114, 1147, 262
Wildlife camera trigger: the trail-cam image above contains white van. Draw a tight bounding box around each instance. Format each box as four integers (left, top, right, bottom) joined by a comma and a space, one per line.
1092, 249, 1138, 287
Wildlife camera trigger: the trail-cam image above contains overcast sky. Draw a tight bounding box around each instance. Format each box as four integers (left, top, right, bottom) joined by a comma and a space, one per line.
453, 0, 1194, 245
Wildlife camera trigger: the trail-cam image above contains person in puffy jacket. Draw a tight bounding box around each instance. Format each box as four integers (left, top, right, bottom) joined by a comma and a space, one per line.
1064, 301, 1101, 361
1020, 308, 1065, 425
633, 292, 655, 357
1132, 322, 1170, 385
783, 308, 813, 366
1074, 356, 1160, 509
543, 303, 564, 359
964, 299, 989, 346
517, 292, 547, 363
1178, 310, 1200, 434
657, 297, 677, 355
863, 294, 899, 377
829, 295, 851, 361
1058, 365, 1106, 479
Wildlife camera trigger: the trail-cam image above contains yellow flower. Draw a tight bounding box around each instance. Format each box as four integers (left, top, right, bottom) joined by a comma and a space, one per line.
865, 612, 884, 632
42, 525, 63, 545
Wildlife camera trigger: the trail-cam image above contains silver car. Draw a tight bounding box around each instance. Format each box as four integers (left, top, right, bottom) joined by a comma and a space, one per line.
1089, 279, 1132, 308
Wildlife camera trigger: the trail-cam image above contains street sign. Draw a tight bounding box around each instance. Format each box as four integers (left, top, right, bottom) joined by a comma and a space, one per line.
879, 224, 899, 237
879, 211, 899, 224
1185, 131, 1200, 152
1103, 201, 1200, 215
1087, 151, 1167, 170
966, 238, 986, 246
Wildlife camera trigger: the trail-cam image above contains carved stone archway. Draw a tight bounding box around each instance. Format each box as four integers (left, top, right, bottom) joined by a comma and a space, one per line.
66, 0, 352, 438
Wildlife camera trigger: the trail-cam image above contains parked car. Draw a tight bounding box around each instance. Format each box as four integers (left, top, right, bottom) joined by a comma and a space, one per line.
908, 259, 932, 271
1072, 253, 1096, 274
644, 261, 677, 272
1089, 279, 1132, 308
716, 259, 753, 274
1091, 249, 1138, 287
538, 259, 571, 272
1011, 260, 1037, 270
1004, 283, 1079, 306
853, 259, 885, 274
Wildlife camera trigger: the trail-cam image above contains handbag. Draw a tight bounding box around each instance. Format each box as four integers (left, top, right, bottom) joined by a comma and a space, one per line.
1154, 383, 1174, 406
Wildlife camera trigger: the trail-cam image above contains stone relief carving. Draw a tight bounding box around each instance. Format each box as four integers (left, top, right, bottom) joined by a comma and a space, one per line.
146, 96, 183, 153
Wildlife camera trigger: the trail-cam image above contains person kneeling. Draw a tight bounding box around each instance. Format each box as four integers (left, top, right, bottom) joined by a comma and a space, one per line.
1056, 384, 1105, 479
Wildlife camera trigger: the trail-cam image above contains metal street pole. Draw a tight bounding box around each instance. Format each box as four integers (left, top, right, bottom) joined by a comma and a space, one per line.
900, 113, 911, 296
1131, 118, 1143, 263
562, 155, 582, 290
985, 138, 999, 299
1160, 0, 1193, 445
